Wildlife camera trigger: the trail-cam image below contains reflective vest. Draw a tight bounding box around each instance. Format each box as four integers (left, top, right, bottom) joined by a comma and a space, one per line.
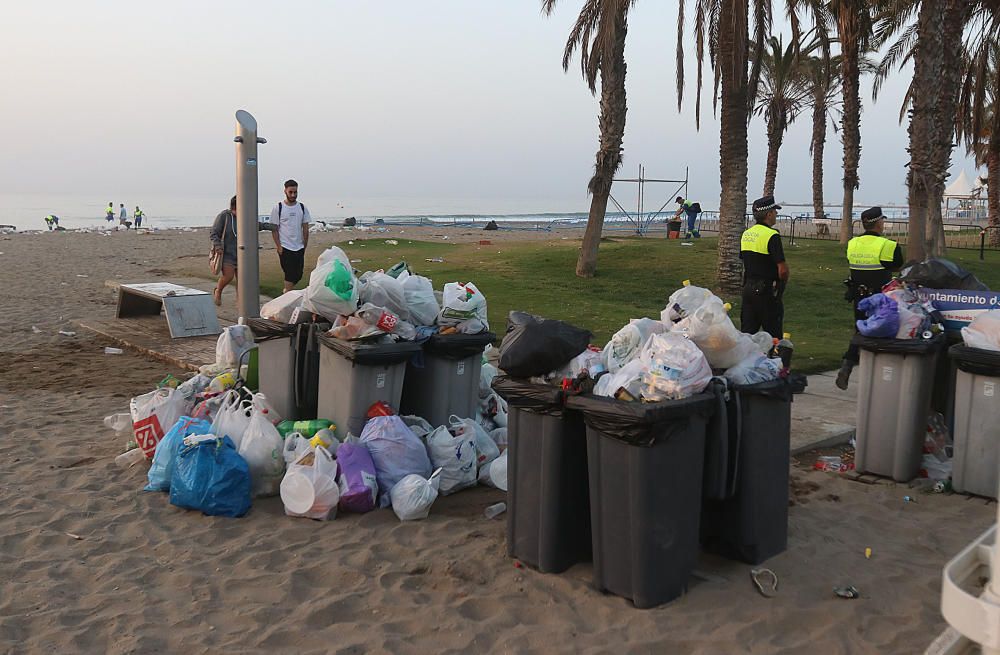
847, 234, 896, 270
740, 223, 778, 255
106, 205, 113, 215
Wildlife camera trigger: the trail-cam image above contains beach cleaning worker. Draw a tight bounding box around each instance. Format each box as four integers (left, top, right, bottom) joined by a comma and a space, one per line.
674, 196, 702, 238
739, 195, 789, 337
106, 202, 114, 223
134, 206, 144, 228
835, 206, 904, 390
270, 179, 312, 294
44, 215, 59, 230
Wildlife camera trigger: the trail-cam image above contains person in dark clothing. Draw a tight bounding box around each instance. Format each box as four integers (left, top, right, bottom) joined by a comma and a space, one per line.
674, 196, 702, 238
739, 195, 789, 337
210, 196, 238, 306
835, 206, 905, 390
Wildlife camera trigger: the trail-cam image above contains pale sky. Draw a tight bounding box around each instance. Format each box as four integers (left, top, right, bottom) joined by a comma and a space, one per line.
0, 1, 977, 217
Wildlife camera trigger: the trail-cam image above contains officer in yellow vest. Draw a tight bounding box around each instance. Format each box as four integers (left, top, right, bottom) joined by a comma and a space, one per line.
105, 202, 114, 223
835, 206, 904, 390
740, 195, 789, 337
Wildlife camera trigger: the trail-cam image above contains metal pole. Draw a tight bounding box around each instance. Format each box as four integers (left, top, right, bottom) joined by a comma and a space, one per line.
234, 110, 266, 321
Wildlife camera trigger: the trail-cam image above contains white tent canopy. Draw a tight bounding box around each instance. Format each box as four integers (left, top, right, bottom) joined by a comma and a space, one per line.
945, 170, 985, 198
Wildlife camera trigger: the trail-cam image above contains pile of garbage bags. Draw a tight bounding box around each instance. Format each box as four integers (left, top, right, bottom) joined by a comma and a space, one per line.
855, 283, 938, 340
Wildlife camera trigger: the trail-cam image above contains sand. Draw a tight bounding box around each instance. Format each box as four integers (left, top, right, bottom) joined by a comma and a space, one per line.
0, 226, 995, 654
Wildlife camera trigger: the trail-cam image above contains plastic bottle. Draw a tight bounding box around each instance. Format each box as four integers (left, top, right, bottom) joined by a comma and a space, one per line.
115, 447, 146, 468
484, 502, 507, 519
104, 413, 133, 433
776, 333, 794, 369
104, 347, 124, 355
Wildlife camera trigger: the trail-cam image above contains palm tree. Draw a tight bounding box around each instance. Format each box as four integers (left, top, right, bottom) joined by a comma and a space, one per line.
543, 0, 634, 278
676, 0, 817, 295
752, 33, 818, 196
829, 0, 877, 245
959, 39, 1000, 247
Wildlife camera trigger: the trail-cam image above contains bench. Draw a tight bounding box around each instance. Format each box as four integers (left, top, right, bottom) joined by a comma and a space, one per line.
117, 282, 221, 339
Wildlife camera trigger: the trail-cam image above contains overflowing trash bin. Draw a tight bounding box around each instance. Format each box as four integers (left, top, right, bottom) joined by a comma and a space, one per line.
565, 392, 717, 609
400, 332, 496, 427
852, 333, 945, 481
949, 344, 1000, 498
316, 335, 421, 439
247, 318, 327, 421
492, 376, 590, 574
700, 376, 804, 564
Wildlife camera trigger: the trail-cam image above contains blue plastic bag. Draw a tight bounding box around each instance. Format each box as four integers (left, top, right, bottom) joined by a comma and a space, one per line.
169, 436, 252, 518
144, 416, 212, 492
857, 293, 900, 338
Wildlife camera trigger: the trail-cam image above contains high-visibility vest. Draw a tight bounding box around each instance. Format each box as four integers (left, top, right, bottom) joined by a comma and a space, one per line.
847, 234, 897, 270
740, 223, 778, 255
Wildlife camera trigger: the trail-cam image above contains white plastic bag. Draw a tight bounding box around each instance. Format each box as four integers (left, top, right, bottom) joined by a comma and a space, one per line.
390, 469, 442, 521
661, 283, 718, 323
749, 331, 775, 354
962, 310, 1000, 352
260, 290, 304, 323
479, 362, 498, 398
604, 318, 667, 373
398, 271, 440, 327
489, 427, 508, 449
302, 246, 359, 320
426, 425, 477, 495
130, 387, 191, 458
238, 401, 286, 497
360, 415, 433, 507
639, 332, 713, 400
210, 390, 253, 450
216, 324, 255, 369
723, 353, 782, 386
438, 282, 488, 329
358, 271, 410, 321
280, 446, 340, 520
282, 432, 312, 464
594, 357, 648, 398
477, 450, 508, 491
400, 415, 435, 440
449, 415, 500, 470
672, 302, 758, 369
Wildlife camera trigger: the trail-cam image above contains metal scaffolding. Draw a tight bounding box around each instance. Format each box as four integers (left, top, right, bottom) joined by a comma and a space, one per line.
608, 164, 689, 235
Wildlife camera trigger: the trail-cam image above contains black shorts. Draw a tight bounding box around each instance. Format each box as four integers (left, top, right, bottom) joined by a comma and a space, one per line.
279, 248, 305, 284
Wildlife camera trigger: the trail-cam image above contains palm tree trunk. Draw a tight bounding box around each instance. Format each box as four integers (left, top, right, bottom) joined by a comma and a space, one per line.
715, 0, 749, 296
763, 115, 782, 196
906, 0, 947, 264
989, 150, 1000, 248
811, 95, 827, 220
838, 6, 862, 245
575, 9, 628, 278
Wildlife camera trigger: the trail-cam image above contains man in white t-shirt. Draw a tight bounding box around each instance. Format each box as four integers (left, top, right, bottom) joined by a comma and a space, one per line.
270, 179, 312, 293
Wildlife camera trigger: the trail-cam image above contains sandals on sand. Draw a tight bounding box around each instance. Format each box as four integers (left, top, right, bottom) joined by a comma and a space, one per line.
213, 288, 222, 306
751, 568, 778, 598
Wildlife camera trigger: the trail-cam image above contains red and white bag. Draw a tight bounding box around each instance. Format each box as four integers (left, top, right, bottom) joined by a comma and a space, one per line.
129, 387, 190, 459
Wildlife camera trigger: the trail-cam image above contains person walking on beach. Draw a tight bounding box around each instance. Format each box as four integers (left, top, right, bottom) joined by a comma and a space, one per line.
134, 206, 143, 229
674, 196, 702, 238
210, 196, 238, 306
835, 206, 904, 390
739, 195, 789, 337
269, 179, 312, 293
106, 202, 114, 223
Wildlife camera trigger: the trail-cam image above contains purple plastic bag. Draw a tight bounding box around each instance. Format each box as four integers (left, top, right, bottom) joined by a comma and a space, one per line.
857, 293, 900, 338
336, 442, 379, 513
360, 415, 433, 508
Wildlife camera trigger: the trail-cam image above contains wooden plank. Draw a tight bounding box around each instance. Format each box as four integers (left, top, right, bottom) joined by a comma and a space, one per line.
75, 316, 232, 371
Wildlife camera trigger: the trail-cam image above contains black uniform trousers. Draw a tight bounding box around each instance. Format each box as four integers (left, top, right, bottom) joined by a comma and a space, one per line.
740, 277, 784, 338
842, 298, 868, 365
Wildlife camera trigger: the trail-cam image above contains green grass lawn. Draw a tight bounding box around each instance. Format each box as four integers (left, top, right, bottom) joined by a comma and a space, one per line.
258, 234, 1000, 374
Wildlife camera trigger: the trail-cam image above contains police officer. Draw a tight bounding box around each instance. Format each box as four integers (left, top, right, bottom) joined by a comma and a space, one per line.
835, 206, 904, 389
740, 195, 789, 337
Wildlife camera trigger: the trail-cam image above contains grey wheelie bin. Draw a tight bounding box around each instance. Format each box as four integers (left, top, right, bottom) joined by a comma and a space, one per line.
400, 332, 496, 427
565, 392, 717, 609
949, 344, 1000, 499
492, 376, 591, 574
316, 335, 422, 439
701, 376, 805, 565
248, 319, 327, 421
852, 333, 945, 481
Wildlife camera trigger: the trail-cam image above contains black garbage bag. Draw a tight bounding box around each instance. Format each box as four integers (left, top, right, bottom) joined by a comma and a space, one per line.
900, 258, 988, 291
498, 312, 591, 378
343, 216, 357, 227
484, 220, 499, 231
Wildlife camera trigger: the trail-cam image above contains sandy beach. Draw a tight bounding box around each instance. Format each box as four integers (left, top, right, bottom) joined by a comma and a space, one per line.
0, 226, 995, 654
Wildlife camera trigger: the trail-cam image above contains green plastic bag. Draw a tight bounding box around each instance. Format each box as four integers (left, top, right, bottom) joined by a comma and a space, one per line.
325, 260, 355, 301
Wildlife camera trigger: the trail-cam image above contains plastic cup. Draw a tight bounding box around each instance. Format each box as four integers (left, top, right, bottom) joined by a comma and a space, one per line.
280, 472, 316, 514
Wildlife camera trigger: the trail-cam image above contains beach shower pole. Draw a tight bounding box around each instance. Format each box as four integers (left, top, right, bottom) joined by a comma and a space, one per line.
234, 110, 266, 321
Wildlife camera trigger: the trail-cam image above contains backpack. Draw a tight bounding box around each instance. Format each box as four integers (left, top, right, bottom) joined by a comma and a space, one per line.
277, 202, 307, 219
689, 202, 702, 214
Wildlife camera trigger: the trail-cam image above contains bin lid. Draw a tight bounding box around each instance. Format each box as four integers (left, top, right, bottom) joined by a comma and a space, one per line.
850, 332, 946, 355
317, 334, 422, 365
565, 392, 717, 447
424, 332, 496, 359
491, 375, 567, 416
731, 374, 807, 399
246, 317, 297, 341
949, 344, 1000, 376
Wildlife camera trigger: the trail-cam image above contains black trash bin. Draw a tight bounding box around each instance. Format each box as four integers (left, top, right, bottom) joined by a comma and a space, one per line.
701, 376, 804, 565
492, 376, 591, 574
247, 318, 329, 420
400, 332, 495, 426
565, 392, 717, 609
